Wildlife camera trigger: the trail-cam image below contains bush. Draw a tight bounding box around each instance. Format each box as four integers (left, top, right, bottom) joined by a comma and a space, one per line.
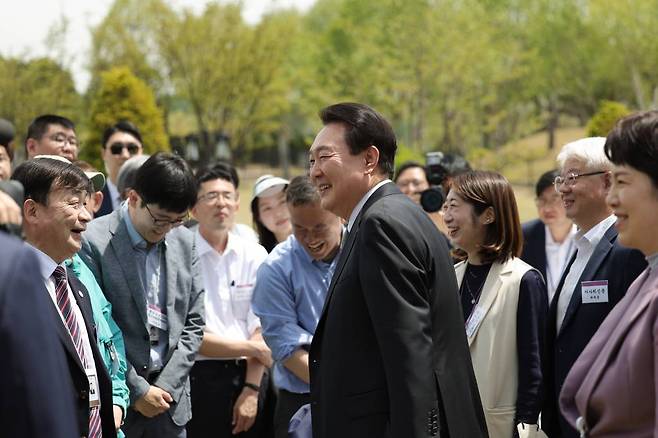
82, 66, 169, 169
586, 100, 631, 137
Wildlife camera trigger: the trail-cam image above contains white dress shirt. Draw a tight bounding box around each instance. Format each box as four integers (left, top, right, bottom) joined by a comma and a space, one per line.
106, 179, 121, 210
545, 224, 577, 302
556, 215, 617, 331
196, 230, 268, 360
347, 179, 391, 232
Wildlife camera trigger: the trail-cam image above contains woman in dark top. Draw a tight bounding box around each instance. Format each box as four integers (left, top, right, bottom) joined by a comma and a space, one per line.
443, 170, 547, 438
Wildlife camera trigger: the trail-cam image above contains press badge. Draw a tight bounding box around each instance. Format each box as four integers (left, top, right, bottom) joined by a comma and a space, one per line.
147, 304, 169, 331
86, 369, 100, 407
581, 280, 609, 304
465, 305, 486, 338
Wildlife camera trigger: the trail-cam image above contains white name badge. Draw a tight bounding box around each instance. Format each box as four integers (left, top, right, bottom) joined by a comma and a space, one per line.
147, 304, 169, 331
86, 369, 100, 407
465, 305, 486, 338
232, 283, 254, 301
581, 280, 609, 304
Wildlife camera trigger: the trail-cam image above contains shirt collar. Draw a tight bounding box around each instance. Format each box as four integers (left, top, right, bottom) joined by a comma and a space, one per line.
27, 243, 64, 281
196, 228, 238, 258
575, 215, 616, 249
647, 253, 658, 272
121, 202, 148, 249
545, 224, 577, 246
347, 179, 391, 232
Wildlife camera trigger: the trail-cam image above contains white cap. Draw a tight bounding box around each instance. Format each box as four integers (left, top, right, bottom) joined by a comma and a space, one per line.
33, 154, 106, 192
252, 174, 289, 200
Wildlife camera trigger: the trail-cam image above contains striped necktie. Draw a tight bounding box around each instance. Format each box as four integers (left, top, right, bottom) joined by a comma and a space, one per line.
52, 266, 103, 438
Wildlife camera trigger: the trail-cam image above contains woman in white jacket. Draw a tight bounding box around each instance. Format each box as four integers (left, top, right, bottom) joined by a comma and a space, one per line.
443, 171, 548, 438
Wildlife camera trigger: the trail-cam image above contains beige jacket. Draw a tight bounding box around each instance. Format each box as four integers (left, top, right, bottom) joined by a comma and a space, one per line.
455, 257, 534, 438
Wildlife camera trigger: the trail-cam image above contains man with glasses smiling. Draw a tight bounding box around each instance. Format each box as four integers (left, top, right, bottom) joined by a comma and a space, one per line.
25, 114, 79, 161
81, 152, 205, 438
541, 137, 646, 438
97, 121, 144, 218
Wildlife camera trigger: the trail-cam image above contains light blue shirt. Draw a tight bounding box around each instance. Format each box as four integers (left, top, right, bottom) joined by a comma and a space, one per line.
252, 234, 340, 393
121, 203, 168, 372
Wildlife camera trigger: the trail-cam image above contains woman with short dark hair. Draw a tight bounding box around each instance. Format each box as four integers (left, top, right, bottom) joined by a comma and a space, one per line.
443, 170, 547, 438
560, 110, 658, 436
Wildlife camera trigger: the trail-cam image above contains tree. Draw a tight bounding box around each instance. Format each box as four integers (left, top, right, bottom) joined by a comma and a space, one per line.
83, 66, 168, 168
586, 101, 632, 137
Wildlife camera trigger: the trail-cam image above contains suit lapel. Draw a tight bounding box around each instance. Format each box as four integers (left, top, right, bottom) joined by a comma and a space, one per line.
315, 183, 400, 332
109, 213, 149, 328
577, 268, 654, 411
558, 226, 615, 336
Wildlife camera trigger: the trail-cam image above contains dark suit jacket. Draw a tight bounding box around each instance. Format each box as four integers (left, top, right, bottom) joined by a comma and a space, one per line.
521, 219, 547, 280
542, 224, 646, 438
57, 267, 117, 437
0, 234, 79, 438
309, 182, 487, 438
96, 184, 114, 218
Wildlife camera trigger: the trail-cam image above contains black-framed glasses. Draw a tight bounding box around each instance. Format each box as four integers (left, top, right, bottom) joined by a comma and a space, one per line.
109, 142, 140, 155
49, 133, 79, 148
144, 204, 187, 227
554, 171, 607, 192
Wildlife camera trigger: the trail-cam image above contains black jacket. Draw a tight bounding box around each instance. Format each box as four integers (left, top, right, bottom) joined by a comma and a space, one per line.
541, 224, 646, 438
309, 183, 487, 438
521, 219, 547, 280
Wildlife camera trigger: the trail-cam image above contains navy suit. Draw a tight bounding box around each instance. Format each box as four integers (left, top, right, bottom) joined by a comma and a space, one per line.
542, 224, 646, 437
0, 233, 78, 437
521, 219, 547, 280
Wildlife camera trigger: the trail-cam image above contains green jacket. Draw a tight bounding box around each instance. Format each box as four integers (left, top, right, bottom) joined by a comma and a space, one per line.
67, 254, 129, 436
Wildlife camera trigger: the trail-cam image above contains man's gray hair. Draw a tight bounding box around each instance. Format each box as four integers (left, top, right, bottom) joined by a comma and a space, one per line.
556, 137, 611, 171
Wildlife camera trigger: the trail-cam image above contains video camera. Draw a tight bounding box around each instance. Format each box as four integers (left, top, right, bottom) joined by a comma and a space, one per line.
419, 152, 446, 213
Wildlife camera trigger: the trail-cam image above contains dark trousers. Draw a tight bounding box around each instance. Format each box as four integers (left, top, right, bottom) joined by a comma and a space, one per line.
274, 390, 310, 438
123, 410, 187, 438
187, 360, 271, 438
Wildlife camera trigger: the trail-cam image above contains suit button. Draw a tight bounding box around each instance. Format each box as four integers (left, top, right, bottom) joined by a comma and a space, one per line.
142, 365, 148, 371
80, 391, 88, 400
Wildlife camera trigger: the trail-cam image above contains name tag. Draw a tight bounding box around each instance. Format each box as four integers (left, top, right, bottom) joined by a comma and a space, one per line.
232, 284, 254, 301
147, 304, 168, 331
581, 280, 609, 304
465, 305, 486, 338
86, 369, 100, 407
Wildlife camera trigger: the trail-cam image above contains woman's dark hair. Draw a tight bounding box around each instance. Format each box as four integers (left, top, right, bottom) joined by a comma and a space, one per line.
251, 197, 278, 253
604, 110, 658, 189
451, 171, 523, 264
135, 152, 197, 213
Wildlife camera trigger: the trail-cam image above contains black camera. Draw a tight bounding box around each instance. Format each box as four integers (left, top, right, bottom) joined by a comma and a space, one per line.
419, 152, 446, 213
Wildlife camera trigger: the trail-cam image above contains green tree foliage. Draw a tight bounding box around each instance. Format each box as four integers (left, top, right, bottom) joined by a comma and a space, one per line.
83, 66, 168, 168
0, 57, 80, 153
586, 101, 632, 137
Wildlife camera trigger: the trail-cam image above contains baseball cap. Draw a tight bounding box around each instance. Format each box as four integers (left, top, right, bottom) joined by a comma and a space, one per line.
252, 174, 289, 200
33, 154, 106, 192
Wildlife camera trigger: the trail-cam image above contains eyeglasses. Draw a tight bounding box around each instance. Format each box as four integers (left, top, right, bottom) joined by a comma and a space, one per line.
109, 142, 140, 155
554, 171, 607, 192
197, 191, 236, 204
49, 133, 79, 148
144, 203, 187, 227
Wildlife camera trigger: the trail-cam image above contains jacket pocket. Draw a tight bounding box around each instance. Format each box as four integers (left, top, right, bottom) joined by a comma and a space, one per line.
344, 387, 389, 419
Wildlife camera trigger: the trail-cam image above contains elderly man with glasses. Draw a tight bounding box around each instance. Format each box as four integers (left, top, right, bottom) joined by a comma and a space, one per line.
80, 152, 205, 438
541, 137, 646, 438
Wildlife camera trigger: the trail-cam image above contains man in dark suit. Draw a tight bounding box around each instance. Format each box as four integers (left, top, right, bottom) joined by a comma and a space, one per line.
307, 103, 487, 438
542, 137, 646, 438
0, 232, 79, 438
521, 169, 576, 301
12, 157, 117, 437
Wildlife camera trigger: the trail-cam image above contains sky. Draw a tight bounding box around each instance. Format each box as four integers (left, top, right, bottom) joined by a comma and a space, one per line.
0, 0, 316, 92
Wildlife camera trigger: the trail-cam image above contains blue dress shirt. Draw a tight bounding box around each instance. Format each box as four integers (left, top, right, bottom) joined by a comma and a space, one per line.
252, 234, 340, 393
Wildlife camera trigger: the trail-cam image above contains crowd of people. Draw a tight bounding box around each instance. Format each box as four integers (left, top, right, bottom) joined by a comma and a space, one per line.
0, 103, 657, 438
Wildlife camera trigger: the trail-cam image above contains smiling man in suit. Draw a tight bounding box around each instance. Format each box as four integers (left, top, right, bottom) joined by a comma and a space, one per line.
542, 137, 647, 438
80, 152, 205, 438
307, 102, 487, 438
13, 157, 117, 438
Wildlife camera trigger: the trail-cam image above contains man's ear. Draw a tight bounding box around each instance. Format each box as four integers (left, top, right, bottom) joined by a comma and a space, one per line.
603, 171, 612, 191
92, 191, 104, 214
25, 138, 38, 158
127, 189, 139, 208
364, 145, 380, 175
23, 199, 39, 224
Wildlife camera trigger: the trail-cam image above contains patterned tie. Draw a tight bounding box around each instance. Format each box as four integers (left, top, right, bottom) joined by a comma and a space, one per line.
52, 266, 103, 438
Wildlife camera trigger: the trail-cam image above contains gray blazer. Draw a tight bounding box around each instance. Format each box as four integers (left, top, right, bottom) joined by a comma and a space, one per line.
80, 209, 205, 426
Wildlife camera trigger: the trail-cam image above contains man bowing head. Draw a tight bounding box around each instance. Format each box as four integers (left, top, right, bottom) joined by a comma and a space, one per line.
307, 103, 487, 438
